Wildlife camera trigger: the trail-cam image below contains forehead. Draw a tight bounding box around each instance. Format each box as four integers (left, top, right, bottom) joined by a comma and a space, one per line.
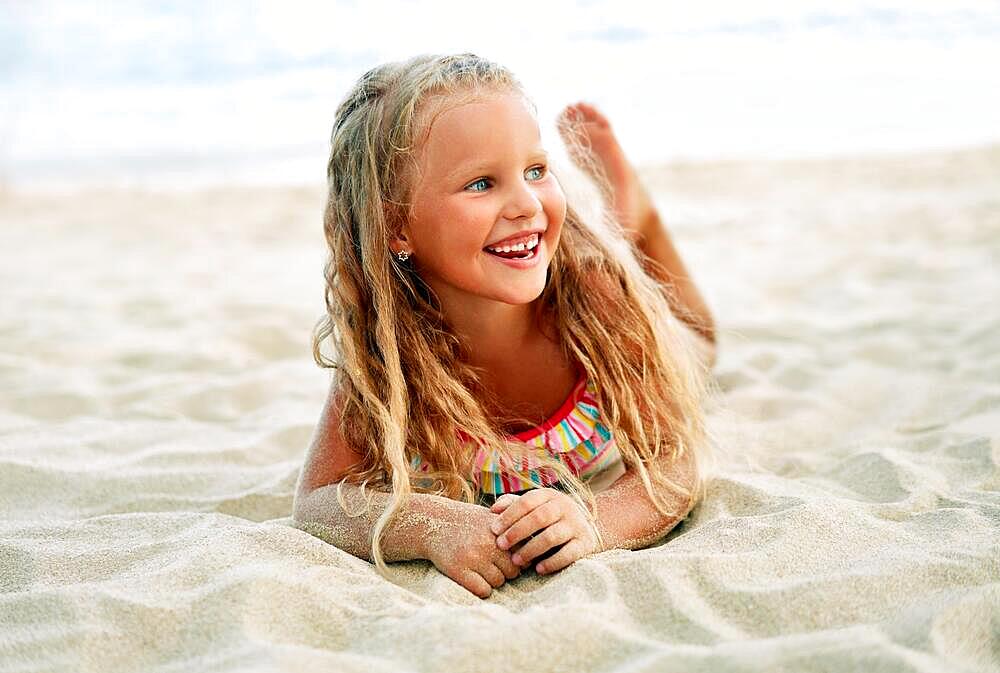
413, 91, 540, 172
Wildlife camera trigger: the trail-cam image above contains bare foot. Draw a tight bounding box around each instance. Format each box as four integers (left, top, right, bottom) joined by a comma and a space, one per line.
556, 101, 655, 237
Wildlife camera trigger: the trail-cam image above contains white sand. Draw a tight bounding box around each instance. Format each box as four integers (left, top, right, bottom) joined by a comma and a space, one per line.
1, 146, 999, 672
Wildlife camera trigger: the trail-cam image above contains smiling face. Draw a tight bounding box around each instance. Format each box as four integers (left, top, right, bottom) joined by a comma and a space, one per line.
396, 90, 567, 314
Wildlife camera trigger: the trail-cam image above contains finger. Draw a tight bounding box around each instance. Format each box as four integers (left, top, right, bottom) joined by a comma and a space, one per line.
489, 493, 518, 513
480, 561, 506, 589
463, 570, 494, 599
494, 553, 521, 580
497, 497, 562, 551
533, 538, 586, 575
492, 488, 554, 538
511, 520, 572, 567
490, 501, 521, 533
491, 493, 526, 531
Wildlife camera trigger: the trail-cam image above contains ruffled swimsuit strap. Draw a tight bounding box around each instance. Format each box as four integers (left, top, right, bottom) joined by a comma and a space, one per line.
410, 365, 619, 495
472, 369, 617, 495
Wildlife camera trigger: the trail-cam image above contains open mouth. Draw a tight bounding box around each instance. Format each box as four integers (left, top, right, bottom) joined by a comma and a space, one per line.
484, 246, 538, 261
482, 233, 540, 261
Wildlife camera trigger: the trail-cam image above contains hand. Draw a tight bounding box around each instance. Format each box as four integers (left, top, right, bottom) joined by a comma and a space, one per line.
489, 488, 600, 575
424, 503, 524, 599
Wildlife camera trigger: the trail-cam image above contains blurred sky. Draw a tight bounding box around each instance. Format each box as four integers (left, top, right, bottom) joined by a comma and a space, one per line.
2, 0, 999, 188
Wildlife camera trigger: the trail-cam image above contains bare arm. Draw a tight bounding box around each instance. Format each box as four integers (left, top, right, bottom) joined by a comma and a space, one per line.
592, 447, 699, 551
294, 475, 529, 599
291, 382, 483, 564
292, 481, 479, 563
292, 383, 526, 599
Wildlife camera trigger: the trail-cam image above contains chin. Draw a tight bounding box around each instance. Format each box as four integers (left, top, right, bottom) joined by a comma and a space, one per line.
496, 283, 546, 305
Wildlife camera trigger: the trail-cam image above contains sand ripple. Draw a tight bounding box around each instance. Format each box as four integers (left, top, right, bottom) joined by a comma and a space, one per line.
2, 150, 998, 672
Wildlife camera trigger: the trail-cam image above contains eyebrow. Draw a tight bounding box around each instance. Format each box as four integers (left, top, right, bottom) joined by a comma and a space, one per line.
445, 150, 549, 182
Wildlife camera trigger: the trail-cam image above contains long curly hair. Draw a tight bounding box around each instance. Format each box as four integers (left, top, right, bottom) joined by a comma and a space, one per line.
315, 52, 718, 577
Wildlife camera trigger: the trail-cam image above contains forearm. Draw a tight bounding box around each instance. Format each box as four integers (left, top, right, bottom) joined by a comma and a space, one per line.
292, 481, 473, 563
593, 454, 698, 551
632, 209, 716, 345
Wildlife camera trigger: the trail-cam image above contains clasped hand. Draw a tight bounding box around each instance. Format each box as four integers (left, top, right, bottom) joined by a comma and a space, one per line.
424, 487, 602, 598
489, 487, 601, 575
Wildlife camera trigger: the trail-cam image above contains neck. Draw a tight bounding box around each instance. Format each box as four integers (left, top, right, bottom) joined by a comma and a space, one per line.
444, 297, 544, 368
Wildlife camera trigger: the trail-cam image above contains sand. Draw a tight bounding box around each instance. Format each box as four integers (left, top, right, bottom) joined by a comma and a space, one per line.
1, 145, 999, 672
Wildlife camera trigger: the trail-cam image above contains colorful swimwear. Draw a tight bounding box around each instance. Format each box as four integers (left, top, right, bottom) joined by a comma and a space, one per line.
409, 371, 624, 496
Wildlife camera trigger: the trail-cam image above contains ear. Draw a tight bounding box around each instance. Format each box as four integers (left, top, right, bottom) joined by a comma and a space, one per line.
389, 225, 413, 257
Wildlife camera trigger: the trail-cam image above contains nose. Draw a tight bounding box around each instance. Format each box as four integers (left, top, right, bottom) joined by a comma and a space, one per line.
500, 177, 541, 221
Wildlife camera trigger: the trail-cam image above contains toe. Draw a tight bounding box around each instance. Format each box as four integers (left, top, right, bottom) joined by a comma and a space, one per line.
560, 104, 583, 122
575, 101, 605, 126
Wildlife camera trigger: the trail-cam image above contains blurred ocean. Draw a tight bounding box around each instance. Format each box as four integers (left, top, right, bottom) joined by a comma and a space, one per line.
2, 0, 999, 189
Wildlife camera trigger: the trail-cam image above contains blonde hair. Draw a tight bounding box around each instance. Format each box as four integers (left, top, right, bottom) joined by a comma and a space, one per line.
315, 53, 718, 577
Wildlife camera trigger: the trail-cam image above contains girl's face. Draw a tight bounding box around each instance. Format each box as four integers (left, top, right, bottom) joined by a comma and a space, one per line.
397, 91, 567, 311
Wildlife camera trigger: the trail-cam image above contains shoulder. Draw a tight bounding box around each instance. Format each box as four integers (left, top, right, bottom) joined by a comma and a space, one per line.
294, 382, 366, 504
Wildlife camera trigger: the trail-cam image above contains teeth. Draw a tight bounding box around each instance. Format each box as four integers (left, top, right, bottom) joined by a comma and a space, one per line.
487, 233, 539, 254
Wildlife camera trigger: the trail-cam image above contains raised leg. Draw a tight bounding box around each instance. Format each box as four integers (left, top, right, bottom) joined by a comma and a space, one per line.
557, 101, 717, 353
557, 101, 656, 238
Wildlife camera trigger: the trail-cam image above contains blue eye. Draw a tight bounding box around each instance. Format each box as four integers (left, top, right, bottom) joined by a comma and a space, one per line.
526, 165, 545, 180
467, 178, 490, 192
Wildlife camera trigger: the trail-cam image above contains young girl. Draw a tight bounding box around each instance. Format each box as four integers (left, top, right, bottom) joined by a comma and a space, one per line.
292, 53, 718, 599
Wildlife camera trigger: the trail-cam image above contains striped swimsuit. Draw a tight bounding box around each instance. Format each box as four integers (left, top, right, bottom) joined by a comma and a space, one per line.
409, 370, 626, 505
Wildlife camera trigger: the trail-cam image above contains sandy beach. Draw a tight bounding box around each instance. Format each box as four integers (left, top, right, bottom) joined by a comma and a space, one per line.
1, 145, 998, 672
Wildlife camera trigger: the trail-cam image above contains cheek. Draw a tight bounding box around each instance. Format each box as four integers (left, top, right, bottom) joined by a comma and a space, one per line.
417, 203, 485, 251
542, 182, 567, 232
448, 213, 489, 250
